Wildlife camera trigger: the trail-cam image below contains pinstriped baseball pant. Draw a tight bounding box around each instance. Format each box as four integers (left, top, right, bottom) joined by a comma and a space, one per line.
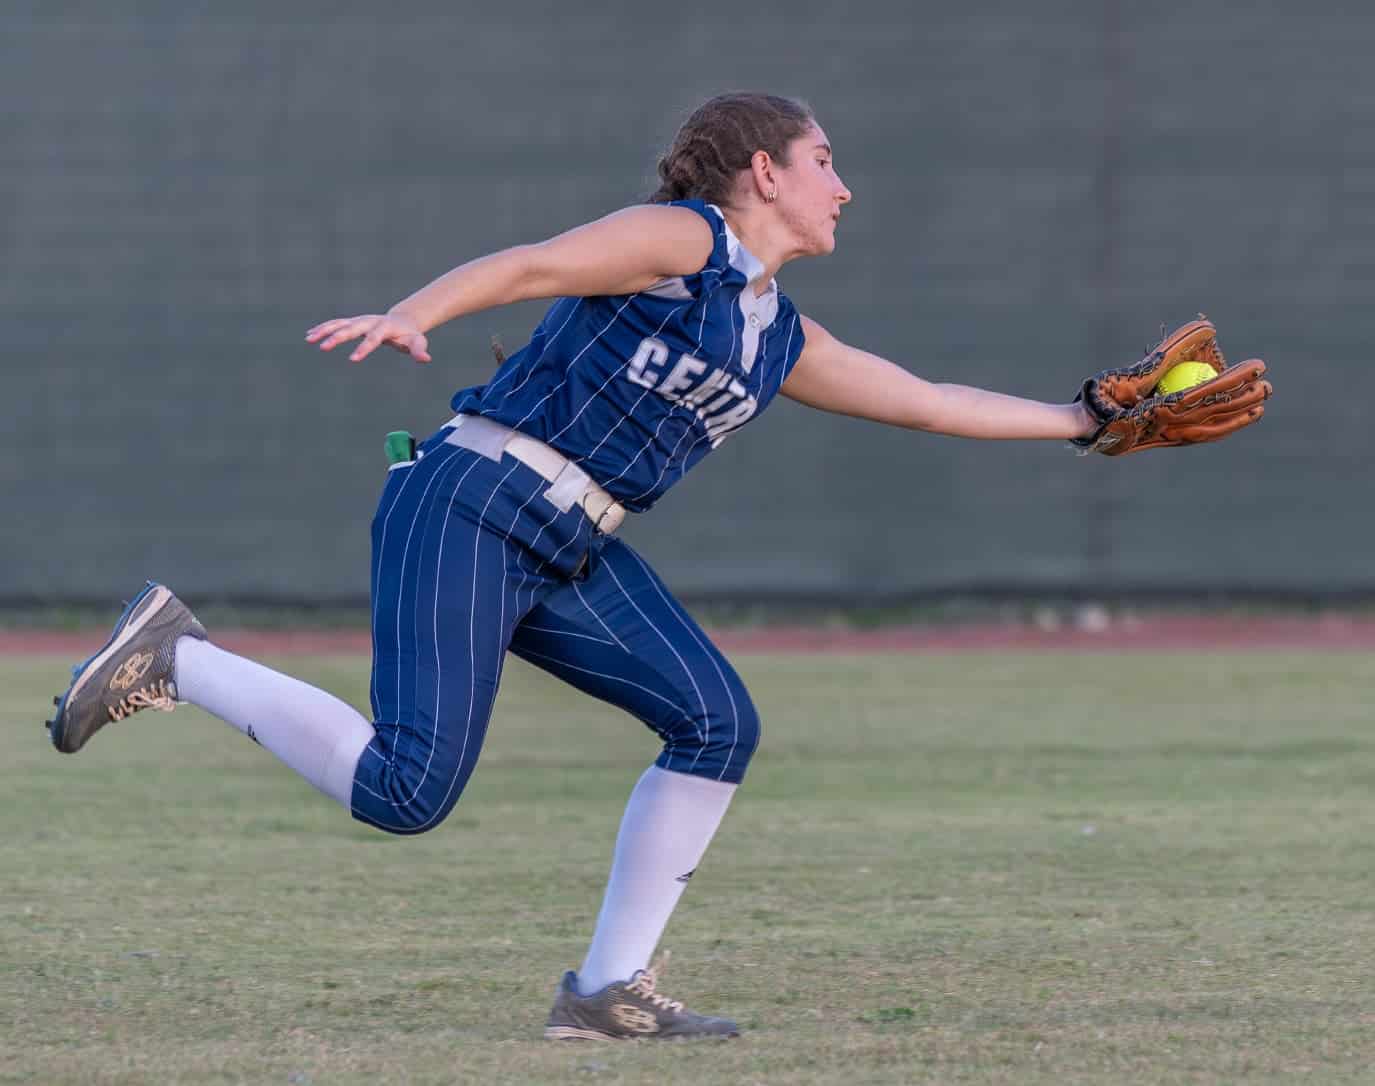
352, 436, 758, 836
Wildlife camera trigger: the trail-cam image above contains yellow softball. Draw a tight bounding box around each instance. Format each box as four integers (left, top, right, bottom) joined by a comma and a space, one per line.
1155, 361, 1217, 396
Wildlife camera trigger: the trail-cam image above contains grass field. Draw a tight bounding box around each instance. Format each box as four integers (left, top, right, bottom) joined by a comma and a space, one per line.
4, 648, 1375, 1084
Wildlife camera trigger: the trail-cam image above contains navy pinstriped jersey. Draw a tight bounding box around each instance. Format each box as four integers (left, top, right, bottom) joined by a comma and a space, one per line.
449, 200, 806, 513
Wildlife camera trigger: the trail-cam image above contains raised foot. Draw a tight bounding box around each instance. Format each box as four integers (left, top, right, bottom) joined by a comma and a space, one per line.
48, 582, 207, 754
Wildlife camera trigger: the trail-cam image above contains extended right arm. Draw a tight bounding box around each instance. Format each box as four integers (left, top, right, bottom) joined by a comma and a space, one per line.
306, 205, 713, 363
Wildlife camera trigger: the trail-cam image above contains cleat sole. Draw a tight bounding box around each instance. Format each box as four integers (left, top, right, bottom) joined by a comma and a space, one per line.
544, 1026, 617, 1042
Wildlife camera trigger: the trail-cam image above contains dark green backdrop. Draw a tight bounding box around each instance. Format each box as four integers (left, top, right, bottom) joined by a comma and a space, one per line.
5, 2, 1369, 604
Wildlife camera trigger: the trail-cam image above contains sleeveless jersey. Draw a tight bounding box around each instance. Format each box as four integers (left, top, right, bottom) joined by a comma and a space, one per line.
449, 200, 806, 513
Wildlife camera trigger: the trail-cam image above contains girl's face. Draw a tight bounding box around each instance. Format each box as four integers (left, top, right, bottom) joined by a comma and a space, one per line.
774, 123, 852, 255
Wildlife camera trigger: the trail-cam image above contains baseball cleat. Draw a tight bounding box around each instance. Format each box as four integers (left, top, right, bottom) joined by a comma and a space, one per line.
544, 953, 739, 1041
47, 582, 207, 754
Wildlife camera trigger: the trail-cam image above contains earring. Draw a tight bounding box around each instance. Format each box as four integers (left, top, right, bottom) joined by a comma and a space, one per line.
765, 188, 777, 203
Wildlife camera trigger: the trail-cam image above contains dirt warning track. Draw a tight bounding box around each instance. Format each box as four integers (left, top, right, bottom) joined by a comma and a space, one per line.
5, 614, 1375, 657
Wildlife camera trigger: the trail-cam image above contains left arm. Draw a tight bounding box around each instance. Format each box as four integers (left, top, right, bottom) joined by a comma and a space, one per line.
782, 316, 1097, 440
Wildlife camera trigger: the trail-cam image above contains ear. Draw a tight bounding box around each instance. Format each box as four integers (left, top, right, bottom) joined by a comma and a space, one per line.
749, 150, 777, 203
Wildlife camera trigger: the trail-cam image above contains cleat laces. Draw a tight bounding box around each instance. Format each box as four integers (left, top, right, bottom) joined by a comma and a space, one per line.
625, 953, 684, 1015
109, 680, 177, 721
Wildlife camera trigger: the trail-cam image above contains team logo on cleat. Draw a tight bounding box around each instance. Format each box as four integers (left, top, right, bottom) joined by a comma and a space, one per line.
609, 1004, 660, 1033
109, 651, 155, 691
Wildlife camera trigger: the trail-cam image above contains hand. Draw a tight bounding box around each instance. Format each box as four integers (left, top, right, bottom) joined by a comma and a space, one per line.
305, 312, 432, 363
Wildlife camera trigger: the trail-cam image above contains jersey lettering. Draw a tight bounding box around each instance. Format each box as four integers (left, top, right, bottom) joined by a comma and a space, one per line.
680, 369, 733, 409
705, 396, 759, 443
451, 202, 802, 509
626, 337, 670, 389
659, 353, 709, 397
624, 336, 757, 447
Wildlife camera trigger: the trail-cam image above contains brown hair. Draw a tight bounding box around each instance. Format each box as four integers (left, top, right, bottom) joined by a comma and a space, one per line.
649, 93, 815, 206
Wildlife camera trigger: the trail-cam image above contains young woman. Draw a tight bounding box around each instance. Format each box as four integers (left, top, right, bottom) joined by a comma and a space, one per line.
49, 93, 1104, 1041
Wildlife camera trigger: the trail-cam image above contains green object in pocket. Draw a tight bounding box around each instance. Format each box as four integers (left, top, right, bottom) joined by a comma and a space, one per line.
384, 431, 416, 465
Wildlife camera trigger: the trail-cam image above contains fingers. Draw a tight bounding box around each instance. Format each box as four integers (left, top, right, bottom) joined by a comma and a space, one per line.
304, 317, 354, 344
350, 325, 387, 362
304, 315, 431, 364
305, 315, 382, 353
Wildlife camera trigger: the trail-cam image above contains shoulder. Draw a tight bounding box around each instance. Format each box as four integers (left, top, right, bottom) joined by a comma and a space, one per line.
525, 203, 718, 296
610, 202, 721, 281
611, 201, 718, 244
654, 200, 730, 280
603, 200, 730, 298
655, 198, 726, 235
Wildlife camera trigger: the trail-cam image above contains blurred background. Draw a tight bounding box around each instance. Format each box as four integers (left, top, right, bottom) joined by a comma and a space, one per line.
4, 0, 1370, 612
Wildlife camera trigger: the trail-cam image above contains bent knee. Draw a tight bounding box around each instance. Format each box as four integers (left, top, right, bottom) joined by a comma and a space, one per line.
661, 692, 761, 784
728, 697, 762, 768
349, 752, 474, 836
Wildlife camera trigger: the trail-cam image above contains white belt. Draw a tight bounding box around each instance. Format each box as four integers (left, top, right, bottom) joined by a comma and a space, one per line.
442, 414, 625, 535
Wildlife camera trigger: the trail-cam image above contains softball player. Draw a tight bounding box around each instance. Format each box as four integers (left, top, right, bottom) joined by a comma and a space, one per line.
48, 93, 1099, 1040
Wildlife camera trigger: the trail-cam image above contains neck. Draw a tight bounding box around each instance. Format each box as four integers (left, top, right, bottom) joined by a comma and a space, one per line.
718, 206, 797, 294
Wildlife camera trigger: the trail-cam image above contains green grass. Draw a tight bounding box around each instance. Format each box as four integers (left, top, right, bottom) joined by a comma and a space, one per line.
4, 650, 1375, 1084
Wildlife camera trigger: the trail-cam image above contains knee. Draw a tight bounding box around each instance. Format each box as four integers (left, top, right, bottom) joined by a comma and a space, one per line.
662, 687, 761, 784
727, 692, 762, 770
349, 746, 473, 836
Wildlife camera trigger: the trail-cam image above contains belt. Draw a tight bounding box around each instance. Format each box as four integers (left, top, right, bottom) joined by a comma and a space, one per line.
441, 414, 625, 535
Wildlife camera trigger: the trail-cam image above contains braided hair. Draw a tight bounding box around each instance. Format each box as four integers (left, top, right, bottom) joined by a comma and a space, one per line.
649, 93, 815, 206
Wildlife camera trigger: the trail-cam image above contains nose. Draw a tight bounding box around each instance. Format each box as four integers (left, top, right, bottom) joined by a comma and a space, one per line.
835, 174, 852, 205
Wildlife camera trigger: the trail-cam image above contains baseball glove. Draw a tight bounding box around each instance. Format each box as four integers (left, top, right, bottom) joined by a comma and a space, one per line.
1071, 319, 1272, 455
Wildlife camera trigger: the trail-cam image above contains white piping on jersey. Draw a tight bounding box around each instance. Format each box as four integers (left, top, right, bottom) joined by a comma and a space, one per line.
514, 647, 686, 720
517, 624, 617, 646
619, 310, 791, 503
623, 546, 744, 779
567, 291, 709, 489
708, 203, 780, 374
486, 297, 584, 403
600, 549, 709, 748
509, 293, 642, 433
355, 446, 485, 820
419, 460, 524, 825
555, 296, 694, 451
368, 447, 427, 720
773, 314, 799, 397
387, 445, 477, 776
572, 581, 629, 651
624, 414, 700, 503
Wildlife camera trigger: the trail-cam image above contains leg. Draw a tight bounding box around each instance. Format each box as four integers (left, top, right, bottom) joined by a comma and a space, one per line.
54, 447, 547, 839
352, 449, 543, 834
511, 538, 760, 785
48, 580, 378, 810
174, 446, 528, 835
510, 538, 760, 1016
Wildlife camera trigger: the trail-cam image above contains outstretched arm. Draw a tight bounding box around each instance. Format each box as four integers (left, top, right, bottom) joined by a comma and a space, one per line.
306, 205, 714, 363
782, 316, 1097, 441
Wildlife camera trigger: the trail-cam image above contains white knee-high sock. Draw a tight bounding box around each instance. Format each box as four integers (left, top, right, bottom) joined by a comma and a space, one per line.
576, 765, 737, 995
173, 637, 375, 810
